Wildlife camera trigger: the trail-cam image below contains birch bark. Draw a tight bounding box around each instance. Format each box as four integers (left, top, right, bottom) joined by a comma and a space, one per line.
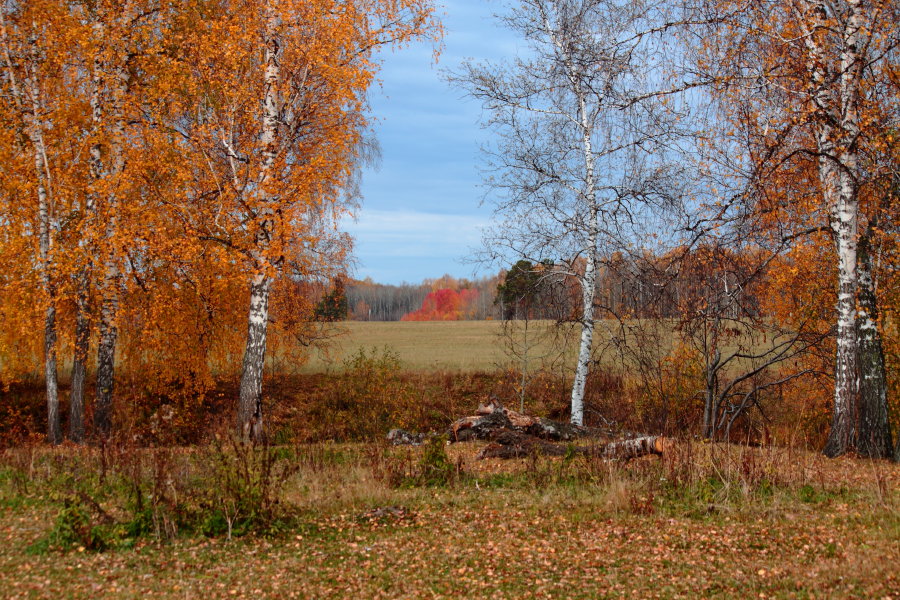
238, 5, 281, 439
816, 0, 862, 457
30, 72, 60, 446
549, 10, 600, 427
1, 10, 61, 444
70, 27, 104, 443
855, 229, 892, 458
93, 58, 128, 439
797, 0, 863, 457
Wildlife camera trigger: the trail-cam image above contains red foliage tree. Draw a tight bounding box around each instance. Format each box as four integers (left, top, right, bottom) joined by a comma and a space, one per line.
401, 288, 479, 321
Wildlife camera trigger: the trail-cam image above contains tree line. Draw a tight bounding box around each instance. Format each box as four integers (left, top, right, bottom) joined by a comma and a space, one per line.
452, 0, 899, 459
2, 0, 898, 461
0, 0, 439, 443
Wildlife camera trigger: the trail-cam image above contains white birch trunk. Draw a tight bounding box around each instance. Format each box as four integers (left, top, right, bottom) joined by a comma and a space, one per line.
94, 59, 127, 439
70, 35, 104, 443
545, 11, 601, 428
800, 0, 862, 457
823, 0, 864, 457
37, 145, 60, 445
238, 271, 271, 438
31, 87, 60, 446
569, 84, 599, 428
825, 168, 859, 457
571, 220, 597, 427
2, 12, 61, 444
238, 6, 280, 439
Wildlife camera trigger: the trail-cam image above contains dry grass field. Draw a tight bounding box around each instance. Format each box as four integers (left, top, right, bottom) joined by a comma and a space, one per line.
1, 441, 897, 599
2, 321, 893, 600
302, 320, 542, 372
299, 319, 682, 373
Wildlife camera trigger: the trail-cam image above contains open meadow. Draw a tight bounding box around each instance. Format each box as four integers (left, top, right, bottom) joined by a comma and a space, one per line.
1, 319, 897, 599
300, 319, 682, 373
1, 440, 898, 599
301, 320, 569, 372
2, 0, 899, 596
301, 320, 512, 371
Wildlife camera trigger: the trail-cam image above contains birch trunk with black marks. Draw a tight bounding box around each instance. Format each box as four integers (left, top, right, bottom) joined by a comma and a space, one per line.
70, 34, 104, 443
571, 211, 597, 427
855, 231, 892, 458
94, 60, 128, 440
552, 16, 599, 428
37, 144, 60, 445
32, 89, 60, 446
239, 272, 271, 438
93, 209, 120, 439
819, 0, 863, 458
1, 11, 60, 444
238, 8, 280, 440
69, 302, 89, 442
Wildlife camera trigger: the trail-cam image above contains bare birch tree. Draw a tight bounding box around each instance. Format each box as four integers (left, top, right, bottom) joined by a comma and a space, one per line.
453, 0, 687, 425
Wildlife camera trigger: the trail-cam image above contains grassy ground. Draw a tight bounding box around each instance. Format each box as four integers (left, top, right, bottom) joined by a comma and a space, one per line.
1, 441, 897, 599
298, 318, 775, 375
300, 319, 677, 372
302, 320, 531, 372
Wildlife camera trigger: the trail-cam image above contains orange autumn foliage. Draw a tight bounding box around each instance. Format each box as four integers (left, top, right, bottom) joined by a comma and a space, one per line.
0, 0, 441, 438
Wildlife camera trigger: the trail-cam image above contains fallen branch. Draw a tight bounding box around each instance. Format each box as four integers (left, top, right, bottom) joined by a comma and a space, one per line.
476, 430, 670, 461
447, 401, 617, 442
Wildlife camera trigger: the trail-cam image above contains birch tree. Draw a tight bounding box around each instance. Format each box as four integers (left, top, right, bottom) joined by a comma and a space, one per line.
159, 0, 439, 439
700, 0, 898, 457
79, 0, 153, 440
0, 1, 70, 444
454, 0, 686, 425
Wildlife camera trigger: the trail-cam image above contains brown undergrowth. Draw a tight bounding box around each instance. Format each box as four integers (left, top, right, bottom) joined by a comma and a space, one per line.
1, 357, 805, 449
0, 438, 897, 598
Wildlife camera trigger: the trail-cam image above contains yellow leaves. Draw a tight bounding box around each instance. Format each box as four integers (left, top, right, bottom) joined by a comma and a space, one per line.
0, 0, 439, 392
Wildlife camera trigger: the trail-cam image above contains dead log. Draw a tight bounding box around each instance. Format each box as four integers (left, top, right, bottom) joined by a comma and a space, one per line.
476, 430, 669, 461
448, 400, 615, 442
386, 429, 427, 445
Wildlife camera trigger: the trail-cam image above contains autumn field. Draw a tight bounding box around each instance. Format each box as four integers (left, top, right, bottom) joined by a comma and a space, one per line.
1, 440, 898, 599
301, 319, 682, 372
301, 320, 519, 372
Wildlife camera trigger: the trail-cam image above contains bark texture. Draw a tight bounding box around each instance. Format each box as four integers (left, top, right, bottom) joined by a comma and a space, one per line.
237, 8, 280, 440
855, 232, 892, 458
68, 302, 89, 443
43, 298, 60, 445
798, 0, 863, 458
93, 59, 127, 440
238, 273, 271, 439
94, 285, 117, 438
70, 30, 104, 443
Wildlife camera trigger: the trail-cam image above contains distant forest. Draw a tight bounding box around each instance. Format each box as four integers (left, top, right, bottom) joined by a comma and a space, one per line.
330, 244, 780, 323
345, 274, 500, 321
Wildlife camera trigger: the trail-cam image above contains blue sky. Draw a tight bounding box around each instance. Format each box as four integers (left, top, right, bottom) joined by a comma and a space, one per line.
345, 1, 519, 285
